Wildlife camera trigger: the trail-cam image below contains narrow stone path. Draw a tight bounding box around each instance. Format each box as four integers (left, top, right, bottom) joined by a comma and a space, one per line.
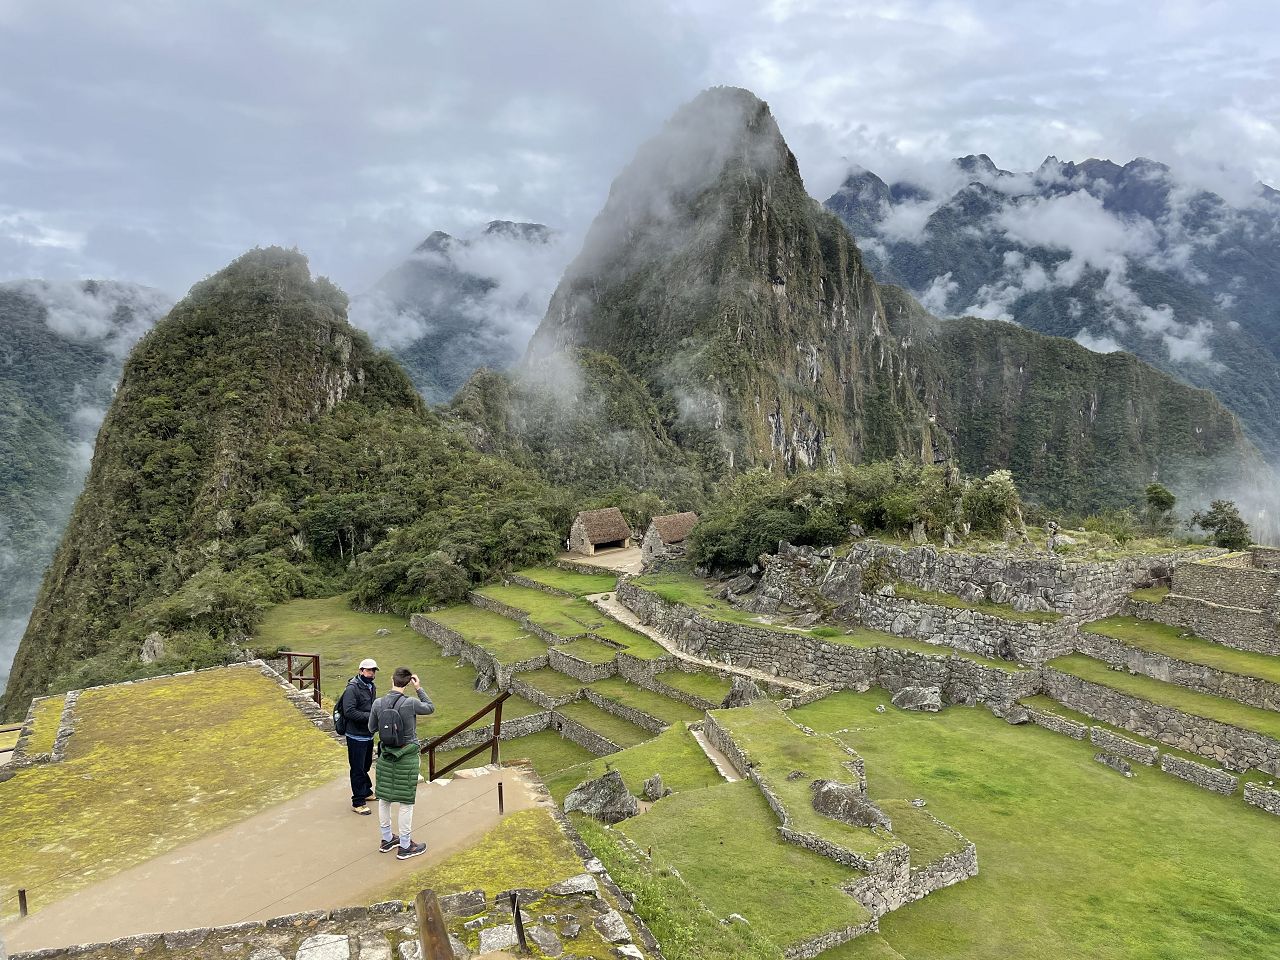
587, 592, 819, 697
690, 726, 742, 782
2, 767, 539, 951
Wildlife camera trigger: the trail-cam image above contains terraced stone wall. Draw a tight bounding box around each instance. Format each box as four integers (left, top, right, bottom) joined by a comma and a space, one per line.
1244, 781, 1280, 816
1149, 595, 1280, 656
1172, 555, 1280, 610
1023, 705, 1088, 740
1250, 546, 1280, 571
551, 710, 620, 756
1159, 754, 1239, 795
749, 542, 1213, 623
409, 613, 550, 688
1041, 668, 1280, 774
620, 582, 1039, 706
857, 594, 1073, 664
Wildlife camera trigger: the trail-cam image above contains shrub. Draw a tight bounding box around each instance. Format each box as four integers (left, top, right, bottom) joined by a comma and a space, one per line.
1191, 500, 1252, 550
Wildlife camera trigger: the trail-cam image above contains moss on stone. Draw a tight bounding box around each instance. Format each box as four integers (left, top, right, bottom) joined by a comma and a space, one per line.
23, 694, 64, 755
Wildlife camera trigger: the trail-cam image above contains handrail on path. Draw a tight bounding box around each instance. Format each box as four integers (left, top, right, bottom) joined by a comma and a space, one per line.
420, 689, 511, 781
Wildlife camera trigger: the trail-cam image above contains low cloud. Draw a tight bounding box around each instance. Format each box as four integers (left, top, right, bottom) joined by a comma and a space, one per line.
4, 279, 172, 357
1074, 328, 1123, 353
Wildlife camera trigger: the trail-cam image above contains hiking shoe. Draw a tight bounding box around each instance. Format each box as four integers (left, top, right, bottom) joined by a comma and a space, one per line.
379, 835, 400, 853
396, 841, 427, 860
352, 804, 372, 816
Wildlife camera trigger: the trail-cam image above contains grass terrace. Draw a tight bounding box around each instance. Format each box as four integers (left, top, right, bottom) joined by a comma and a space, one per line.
556, 699, 654, 749
620, 781, 872, 950
654, 669, 733, 705
791, 690, 1280, 959
588, 676, 704, 726
873, 799, 968, 867
476, 584, 665, 659
256, 596, 543, 730
554, 637, 620, 664
423, 604, 550, 665
1082, 616, 1280, 686
514, 667, 585, 702
0, 668, 345, 920
546, 724, 724, 802
21, 695, 64, 756
893, 582, 1064, 624
1048, 653, 1280, 742
432, 729, 596, 780
709, 702, 902, 861
512, 566, 618, 596
1128, 586, 1170, 603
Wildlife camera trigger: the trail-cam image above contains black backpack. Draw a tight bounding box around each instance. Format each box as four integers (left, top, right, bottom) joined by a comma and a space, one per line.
332, 681, 353, 736
377, 692, 407, 748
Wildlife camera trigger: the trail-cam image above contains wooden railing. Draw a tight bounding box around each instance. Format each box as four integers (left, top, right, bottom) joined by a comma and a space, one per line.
421, 690, 510, 782
281, 651, 322, 706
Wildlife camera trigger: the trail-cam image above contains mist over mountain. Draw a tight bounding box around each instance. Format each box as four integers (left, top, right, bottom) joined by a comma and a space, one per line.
0, 279, 171, 692
826, 155, 1280, 458
350, 221, 572, 404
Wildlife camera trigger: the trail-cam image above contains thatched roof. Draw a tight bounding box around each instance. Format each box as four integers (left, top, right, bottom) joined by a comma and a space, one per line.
574, 507, 632, 544
648, 511, 698, 545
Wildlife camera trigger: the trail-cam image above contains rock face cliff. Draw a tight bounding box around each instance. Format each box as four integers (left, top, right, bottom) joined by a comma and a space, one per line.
2, 249, 421, 714
526, 86, 943, 472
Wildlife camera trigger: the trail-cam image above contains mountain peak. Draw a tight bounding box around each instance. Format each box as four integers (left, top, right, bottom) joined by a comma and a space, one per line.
483, 220, 551, 243
414, 231, 457, 256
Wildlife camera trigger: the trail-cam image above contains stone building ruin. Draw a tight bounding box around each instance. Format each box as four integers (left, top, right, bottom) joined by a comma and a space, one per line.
641, 511, 698, 568
569, 506, 633, 555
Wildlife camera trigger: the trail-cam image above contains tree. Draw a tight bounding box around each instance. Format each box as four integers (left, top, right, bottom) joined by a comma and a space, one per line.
1144, 483, 1176, 532
1191, 499, 1252, 550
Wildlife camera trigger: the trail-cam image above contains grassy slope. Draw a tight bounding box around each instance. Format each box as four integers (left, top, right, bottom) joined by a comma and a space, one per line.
1050, 653, 1280, 741
557, 700, 654, 749
432, 729, 597, 780
555, 637, 620, 664
655, 670, 733, 703
513, 567, 618, 596
589, 676, 704, 726
620, 781, 872, 949
476, 584, 665, 659
422, 604, 551, 664
0, 669, 345, 919
22, 695, 64, 755
545, 724, 723, 801
795, 691, 1280, 959
517, 667, 586, 701
1083, 616, 1280, 685
255, 596, 542, 728
1128, 586, 1170, 603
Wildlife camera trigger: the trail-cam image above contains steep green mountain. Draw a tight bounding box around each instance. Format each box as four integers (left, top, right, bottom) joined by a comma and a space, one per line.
826, 156, 1280, 458
2, 249, 562, 717
0, 280, 171, 693
351, 220, 566, 404
477, 88, 1267, 520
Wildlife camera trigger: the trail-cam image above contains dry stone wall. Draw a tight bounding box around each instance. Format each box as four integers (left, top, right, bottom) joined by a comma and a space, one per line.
1042, 668, 1280, 774
1024, 705, 1088, 740
1159, 754, 1239, 795
1244, 781, 1280, 816
409, 613, 549, 688
1151, 595, 1280, 656
1172, 556, 1280, 610
584, 688, 668, 733
1089, 726, 1158, 765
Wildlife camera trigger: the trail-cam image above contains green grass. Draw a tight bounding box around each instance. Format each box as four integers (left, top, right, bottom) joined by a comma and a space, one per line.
424, 604, 551, 665
256, 596, 542, 731
0, 669, 346, 919
620, 781, 872, 949
873, 799, 967, 867
545, 724, 723, 801
477, 583, 665, 659
710, 703, 900, 860
556, 700, 655, 749
22, 695, 64, 755
1049, 654, 1280, 742
1128, 586, 1170, 603
819, 625, 1026, 673
431, 728, 597, 781
513, 566, 618, 596
514, 667, 585, 702
589, 676, 705, 726
893, 582, 1064, 624
654, 669, 733, 705
555, 637, 620, 664
794, 689, 1280, 959
1083, 616, 1280, 685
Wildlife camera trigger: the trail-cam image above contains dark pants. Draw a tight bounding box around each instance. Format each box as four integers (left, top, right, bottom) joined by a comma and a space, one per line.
347, 737, 374, 806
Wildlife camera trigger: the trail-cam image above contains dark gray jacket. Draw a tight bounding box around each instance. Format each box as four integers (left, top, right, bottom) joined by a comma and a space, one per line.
368, 686, 435, 744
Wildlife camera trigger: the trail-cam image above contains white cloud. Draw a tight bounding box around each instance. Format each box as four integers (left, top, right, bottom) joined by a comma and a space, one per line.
1074, 329, 1124, 353
918, 271, 958, 315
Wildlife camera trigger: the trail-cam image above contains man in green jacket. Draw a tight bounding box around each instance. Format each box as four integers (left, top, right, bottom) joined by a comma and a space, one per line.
368, 666, 435, 860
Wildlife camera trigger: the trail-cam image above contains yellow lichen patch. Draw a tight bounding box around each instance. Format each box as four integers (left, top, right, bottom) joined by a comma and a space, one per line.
380, 807, 583, 903
23, 695, 65, 756
0, 667, 344, 919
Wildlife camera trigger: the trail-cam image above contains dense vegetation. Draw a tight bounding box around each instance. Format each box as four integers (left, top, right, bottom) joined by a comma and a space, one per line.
0, 249, 564, 717
689, 459, 1023, 571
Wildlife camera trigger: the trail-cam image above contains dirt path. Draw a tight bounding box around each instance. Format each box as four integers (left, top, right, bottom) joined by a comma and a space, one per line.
587, 592, 818, 697
2, 767, 539, 951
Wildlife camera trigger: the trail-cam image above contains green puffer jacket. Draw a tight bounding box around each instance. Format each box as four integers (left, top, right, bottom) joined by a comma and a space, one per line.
375, 743, 421, 804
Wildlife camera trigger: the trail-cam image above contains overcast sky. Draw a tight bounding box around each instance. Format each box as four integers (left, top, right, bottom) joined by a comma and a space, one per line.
1, 0, 1277, 299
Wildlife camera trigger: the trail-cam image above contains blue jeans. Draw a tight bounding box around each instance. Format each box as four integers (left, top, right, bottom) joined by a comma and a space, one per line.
347, 736, 374, 806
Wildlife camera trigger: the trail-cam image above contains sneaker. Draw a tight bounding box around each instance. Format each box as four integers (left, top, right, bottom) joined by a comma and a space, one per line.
396, 841, 427, 860
379, 835, 400, 853
352, 804, 372, 816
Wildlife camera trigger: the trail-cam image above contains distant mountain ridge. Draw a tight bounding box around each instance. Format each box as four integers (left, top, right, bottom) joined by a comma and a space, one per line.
350, 220, 565, 404
825, 154, 1280, 458
0, 279, 171, 691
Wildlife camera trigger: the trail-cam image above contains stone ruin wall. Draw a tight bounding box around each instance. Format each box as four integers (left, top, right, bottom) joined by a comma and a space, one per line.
1250, 546, 1280, 571
1171, 554, 1280, 610
749, 541, 1217, 625
1149, 595, 1280, 656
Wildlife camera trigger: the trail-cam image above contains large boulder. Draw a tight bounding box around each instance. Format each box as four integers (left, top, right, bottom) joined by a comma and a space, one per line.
810, 780, 892, 830
890, 685, 942, 712
720, 676, 766, 709
563, 770, 639, 824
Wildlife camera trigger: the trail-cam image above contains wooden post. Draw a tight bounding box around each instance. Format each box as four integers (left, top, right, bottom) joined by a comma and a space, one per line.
510, 891, 529, 953
415, 889, 452, 960
18, 887, 28, 916
498, 781, 505, 814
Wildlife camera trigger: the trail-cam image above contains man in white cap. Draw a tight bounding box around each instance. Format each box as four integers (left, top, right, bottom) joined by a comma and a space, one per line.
338, 658, 379, 814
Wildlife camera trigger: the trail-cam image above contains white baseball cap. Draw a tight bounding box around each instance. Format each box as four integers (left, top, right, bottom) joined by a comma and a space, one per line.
359, 658, 379, 670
